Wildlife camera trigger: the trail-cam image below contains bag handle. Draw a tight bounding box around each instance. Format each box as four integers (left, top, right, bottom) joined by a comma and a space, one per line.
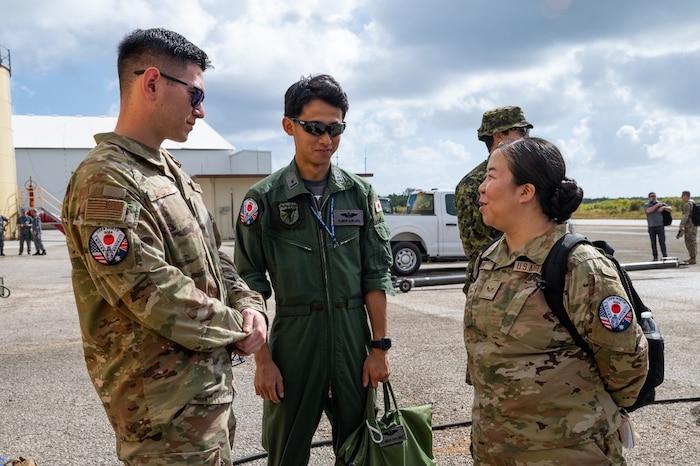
364, 380, 399, 445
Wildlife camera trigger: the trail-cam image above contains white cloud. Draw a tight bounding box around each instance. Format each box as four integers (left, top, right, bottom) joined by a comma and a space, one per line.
4, 0, 700, 198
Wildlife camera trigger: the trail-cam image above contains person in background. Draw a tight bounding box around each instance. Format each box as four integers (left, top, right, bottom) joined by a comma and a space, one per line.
61, 28, 267, 466
455, 106, 533, 274
464, 137, 648, 464
643, 192, 672, 261
235, 74, 393, 465
17, 209, 32, 255
677, 190, 697, 265
29, 209, 46, 255
0, 212, 8, 256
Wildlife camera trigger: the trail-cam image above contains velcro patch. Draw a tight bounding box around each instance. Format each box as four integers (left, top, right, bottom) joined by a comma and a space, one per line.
334, 209, 364, 226
84, 198, 127, 221
89, 227, 129, 265
239, 198, 259, 225
598, 295, 633, 332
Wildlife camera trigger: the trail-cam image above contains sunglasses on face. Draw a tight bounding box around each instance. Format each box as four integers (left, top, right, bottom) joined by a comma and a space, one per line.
134, 69, 205, 108
290, 117, 346, 137
508, 127, 529, 135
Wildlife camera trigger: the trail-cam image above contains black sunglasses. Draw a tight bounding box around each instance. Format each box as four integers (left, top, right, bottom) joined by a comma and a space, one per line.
508, 127, 529, 135
134, 69, 205, 108
290, 117, 346, 137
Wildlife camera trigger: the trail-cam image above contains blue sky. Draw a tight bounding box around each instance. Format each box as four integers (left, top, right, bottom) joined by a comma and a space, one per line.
3, 0, 700, 199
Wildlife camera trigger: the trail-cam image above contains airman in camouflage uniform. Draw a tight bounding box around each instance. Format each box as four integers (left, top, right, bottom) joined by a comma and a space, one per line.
454, 106, 533, 274
61, 28, 267, 466
464, 138, 648, 465
0, 212, 8, 256
678, 190, 697, 264
17, 209, 32, 255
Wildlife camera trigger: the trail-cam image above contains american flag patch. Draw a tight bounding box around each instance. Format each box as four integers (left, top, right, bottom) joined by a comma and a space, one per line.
89, 227, 129, 265
84, 198, 126, 221
598, 295, 633, 332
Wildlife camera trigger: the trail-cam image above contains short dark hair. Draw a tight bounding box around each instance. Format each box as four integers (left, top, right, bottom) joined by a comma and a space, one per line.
284, 74, 349, 119
682, 190, 691, 197
496, 137, 583, 223
116, 28, 211, 91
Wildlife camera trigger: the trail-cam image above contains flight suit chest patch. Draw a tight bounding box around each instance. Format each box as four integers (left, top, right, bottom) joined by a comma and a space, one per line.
273, 200, 305, 229
334, 209, 364, 226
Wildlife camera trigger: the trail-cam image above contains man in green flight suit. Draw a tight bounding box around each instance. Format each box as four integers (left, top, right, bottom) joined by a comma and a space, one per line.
235, 74, 394, 465
454, 106, 533, 276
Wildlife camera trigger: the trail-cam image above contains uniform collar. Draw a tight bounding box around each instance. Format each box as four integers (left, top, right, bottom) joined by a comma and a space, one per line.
94, 132, 181, 170
484, 223, 568, 268
280, 160, 355, 200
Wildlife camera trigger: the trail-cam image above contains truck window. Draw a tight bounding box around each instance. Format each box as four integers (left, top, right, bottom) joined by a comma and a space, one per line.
379, 198, 393, 214
406, 192, 434, 215
445, 194, 456, 216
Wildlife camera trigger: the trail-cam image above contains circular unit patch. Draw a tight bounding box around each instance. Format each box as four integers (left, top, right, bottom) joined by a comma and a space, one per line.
89, 227, 129, 265
598, 295, 633, 332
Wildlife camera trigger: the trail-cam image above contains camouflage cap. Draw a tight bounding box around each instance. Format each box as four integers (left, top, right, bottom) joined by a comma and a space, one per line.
477, 106, 533, 140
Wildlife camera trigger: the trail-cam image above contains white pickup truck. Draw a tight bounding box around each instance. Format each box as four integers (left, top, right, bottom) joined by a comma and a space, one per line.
384, 189, 466, 275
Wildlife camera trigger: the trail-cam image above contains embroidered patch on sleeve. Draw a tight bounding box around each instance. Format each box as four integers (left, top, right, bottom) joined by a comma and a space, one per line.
598, 295, 633, 332
374, 199, 383, 213
239, 198, 259, 225
84, 198, 127, 221
89, 227, 129, 265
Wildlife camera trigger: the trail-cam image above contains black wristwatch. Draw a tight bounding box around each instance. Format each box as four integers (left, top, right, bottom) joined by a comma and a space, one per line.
370, 337, 392, 350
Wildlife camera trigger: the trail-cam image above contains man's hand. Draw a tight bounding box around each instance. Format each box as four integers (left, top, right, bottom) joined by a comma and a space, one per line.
362, 348, 391, 388
254, 346, 284, 403
231, 309, 267, 356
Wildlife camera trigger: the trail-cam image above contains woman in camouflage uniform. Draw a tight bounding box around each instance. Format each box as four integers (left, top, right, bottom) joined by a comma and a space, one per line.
464, 137, 648, 465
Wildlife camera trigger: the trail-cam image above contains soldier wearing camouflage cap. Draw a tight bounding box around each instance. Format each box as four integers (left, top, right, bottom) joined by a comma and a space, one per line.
454, 106, 533, 276
62, 28, 267, 465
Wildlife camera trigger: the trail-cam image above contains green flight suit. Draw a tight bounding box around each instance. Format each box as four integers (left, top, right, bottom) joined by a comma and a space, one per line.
235, 160, 393, 465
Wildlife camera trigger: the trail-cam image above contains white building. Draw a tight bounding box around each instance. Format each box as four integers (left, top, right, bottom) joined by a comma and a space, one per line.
12, 115, 271, 239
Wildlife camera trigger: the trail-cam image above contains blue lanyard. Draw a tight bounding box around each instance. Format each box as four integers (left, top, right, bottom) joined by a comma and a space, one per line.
306, 193, 338, 246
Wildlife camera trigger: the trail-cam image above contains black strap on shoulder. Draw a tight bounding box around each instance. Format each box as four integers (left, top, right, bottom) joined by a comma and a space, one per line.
590, 240, 649, 321
469, 235, 502, 283
539, 233, 593, 354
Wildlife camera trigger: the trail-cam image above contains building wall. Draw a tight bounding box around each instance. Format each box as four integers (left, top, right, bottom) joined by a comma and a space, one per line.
14, 147, 270, 219
193, 175, 265, 240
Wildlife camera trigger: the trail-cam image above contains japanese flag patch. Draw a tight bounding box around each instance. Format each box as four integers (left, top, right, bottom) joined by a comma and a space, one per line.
89, 227, 129, 266
598, 295, 634, 332
239, 198, 259, 225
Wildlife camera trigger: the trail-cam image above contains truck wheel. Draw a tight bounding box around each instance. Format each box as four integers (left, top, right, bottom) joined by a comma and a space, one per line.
391, 242, 421, 276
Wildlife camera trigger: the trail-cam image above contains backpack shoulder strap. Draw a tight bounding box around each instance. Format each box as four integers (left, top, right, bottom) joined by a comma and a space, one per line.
590, 242, 649, 320
469, 235, 502, 283
539, 233, 593, 354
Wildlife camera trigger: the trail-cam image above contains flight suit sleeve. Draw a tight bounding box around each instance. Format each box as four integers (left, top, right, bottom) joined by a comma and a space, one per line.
234, 193, 273, 300
360, 188, 394, 295
565, 249, 649, 407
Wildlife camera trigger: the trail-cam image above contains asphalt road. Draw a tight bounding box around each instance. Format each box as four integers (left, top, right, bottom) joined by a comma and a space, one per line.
0, 220, 698, 465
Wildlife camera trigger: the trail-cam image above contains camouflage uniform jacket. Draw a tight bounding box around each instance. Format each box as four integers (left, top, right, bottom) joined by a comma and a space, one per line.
464, 224, 648, 453
681, 199, 697, 231
62, 132, 265, 443
455, 159, 501, 266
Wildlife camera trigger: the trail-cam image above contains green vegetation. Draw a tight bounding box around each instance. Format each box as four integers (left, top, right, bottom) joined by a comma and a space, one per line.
574, 197, 684, 219
381, 191, 686, 219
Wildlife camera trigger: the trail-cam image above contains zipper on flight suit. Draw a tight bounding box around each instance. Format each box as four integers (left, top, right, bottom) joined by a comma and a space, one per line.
309, 192, 337, 394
